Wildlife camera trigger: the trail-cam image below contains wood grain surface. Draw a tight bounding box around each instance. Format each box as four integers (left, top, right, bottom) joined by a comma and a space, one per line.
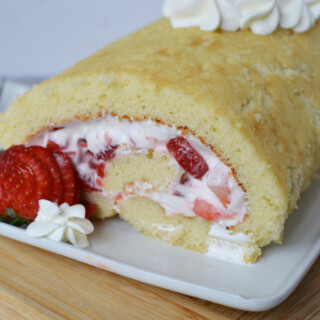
0, 235, 319, 320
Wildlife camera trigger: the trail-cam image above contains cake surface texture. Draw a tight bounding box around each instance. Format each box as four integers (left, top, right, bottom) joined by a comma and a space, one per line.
0, 18, 319, 263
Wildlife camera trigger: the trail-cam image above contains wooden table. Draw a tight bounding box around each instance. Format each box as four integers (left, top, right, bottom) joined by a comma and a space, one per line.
0, 235, 319, 320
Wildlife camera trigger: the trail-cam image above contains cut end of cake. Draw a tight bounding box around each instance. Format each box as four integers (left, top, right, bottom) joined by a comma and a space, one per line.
27, 114, 263, 264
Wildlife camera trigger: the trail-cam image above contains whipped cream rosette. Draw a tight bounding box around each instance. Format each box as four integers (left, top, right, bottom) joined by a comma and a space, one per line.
163, 0, 320, 34
26, 200, 94, 248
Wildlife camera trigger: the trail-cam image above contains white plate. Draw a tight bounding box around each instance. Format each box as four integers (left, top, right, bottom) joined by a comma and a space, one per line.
1, 175, 319, 311
0, 81, 319, 311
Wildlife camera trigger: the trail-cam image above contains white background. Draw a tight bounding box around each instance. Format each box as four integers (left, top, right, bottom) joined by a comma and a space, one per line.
0, 0, 163, 80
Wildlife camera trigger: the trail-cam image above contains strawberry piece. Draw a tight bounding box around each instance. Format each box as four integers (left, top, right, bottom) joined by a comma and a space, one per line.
80, 179, 100, 192
97, 163, 106, 178
6, 146, 53, 201
47, 140, 63, 152
81, 202, 97, 219
209, 185, 231, 208
29, 146, 63, 204
167, 137, 209, 179
0, 156, 36, 218
96, 145, 117, 161
0, 145, 85, 220
193, 198, 236, 222
52, 151, 78, 205
77, 144, 118, 191
0, 147, 51, 219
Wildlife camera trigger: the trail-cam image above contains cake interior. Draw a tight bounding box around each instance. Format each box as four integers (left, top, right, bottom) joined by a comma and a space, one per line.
29, 113, 261, 263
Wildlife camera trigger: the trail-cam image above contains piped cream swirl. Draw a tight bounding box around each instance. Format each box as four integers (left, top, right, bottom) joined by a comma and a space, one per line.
163, 0, 320, 34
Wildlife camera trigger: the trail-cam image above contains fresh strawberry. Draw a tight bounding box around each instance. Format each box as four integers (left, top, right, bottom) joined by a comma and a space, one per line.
167, 136, 209, 179
0, 146, 53, 219
0, 143, 102, 222
97, 163, 106, 178
77, 142, 118, 191
0, 156, 36, 218
193, 198, 236, 222
29, 146, 63, 204
47, 140, 63, 152
52, 151, 79, 205
96, 145, 117, 161
5, 145, 53, 201
80, 179, 100, 192
81, 202, 97, 219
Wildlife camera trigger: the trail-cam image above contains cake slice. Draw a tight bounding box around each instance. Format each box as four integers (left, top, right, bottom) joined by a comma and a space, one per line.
0, 19, 319, 263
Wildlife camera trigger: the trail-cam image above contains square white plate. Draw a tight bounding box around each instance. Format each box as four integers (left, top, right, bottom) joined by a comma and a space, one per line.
0, 175, 319, 312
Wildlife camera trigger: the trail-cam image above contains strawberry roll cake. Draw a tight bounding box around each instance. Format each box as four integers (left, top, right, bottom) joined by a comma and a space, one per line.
0, 16, 319, 263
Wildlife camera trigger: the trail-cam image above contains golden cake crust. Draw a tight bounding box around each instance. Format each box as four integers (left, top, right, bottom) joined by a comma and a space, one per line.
0, 19, 319, 249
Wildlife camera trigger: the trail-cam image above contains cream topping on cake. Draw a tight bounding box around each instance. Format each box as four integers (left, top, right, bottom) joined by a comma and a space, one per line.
163, 0, 320, 34
29, 114, 247, 228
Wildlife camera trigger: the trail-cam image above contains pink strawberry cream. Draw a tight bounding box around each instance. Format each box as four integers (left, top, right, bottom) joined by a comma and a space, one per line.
29, 114, 247, 229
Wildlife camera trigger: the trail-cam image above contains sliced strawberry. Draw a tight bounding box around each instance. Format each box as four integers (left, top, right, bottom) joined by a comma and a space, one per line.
0, 145, 84, 220
97, 163, 106, 178
80, 179, 100, 192
209, 185, 231, 208
52, 151, 77, 205
5, 146, 53, 201
81, 146, 117, 169
47, 140, 63, 152
77, 149, 100, 191
81, 202, 97, 219
0, 150, 39, 219
193, 198, 236, 222
0, 157, 23, 215
29, 146, 63, 204
73, 170, 81, 204
167, 136, 208, 179
77, 144, 118, 191
96, 145, 117, 161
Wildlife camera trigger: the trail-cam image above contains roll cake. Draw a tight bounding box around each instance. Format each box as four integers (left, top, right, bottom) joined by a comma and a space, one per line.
0, 18, 319, 263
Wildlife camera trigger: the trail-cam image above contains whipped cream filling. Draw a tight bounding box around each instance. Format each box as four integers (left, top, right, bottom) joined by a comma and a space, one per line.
30, 114, 252, 263
30, 114, 247, 227
163, 0, 320, 35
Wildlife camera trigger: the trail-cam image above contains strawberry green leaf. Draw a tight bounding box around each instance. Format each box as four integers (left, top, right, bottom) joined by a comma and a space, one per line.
0, 208, 30, 229
5, 207, 17, 219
